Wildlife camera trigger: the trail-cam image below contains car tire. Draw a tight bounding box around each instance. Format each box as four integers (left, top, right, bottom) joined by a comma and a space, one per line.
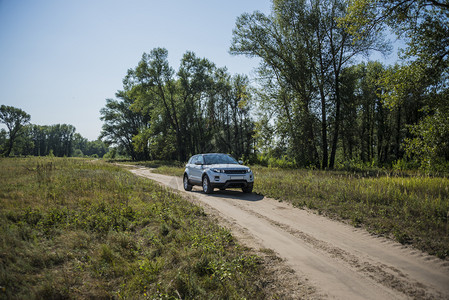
202, 175, 213, 194
183, 174, 192, 191
242, 183, 253, 193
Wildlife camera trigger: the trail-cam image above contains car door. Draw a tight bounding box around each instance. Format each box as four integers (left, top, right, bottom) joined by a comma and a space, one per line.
189, 155, 201, 183
191, 155, 204, 183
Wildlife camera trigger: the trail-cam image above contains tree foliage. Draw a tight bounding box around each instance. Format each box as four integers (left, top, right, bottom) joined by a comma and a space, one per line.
27, 124, 76, 157
231, 0, 388, 168
100, 48, 255, 161
227, 0, 448, 170
100, 93, 150, 160
341, 0, 449, 170
0, 105, 31, 157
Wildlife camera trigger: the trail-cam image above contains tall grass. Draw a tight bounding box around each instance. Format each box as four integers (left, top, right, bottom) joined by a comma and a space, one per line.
151, 165, 186, 177
0, 158, 275, 299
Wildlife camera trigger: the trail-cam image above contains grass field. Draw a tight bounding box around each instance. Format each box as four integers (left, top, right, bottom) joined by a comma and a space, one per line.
0, 158, 280, 299
143, 162, 449, 259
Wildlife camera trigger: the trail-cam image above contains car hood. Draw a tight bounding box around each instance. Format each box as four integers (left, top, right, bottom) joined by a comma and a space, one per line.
205, 164, 250, 170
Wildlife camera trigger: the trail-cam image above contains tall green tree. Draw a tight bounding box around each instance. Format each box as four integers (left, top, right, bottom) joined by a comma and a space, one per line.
100, 48, 256, 161
129, 48, 187, 161
338, 61, 413, 166
176, 51, 216, 156
231, 4, 320, 167
29, 125, 49, 156
231, 0, 388, 168
100, 92, 150, 161
25, 124, 77, 157
0, 105, 31, 157
211, 73, 254, 158
341, 0, 449, 170
0, 129, 6, 154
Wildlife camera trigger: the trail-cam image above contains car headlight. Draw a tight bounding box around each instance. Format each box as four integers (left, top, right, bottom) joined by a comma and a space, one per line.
211, 168, 225, 173
246, 168, 252, 173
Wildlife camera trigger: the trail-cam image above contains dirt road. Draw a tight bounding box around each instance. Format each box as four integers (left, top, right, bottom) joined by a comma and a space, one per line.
129, 166, 449, 299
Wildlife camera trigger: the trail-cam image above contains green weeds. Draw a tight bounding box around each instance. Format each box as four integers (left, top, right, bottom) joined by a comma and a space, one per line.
0, 157, 274, 299
151, 165, 186, 177
115, 160, 186, 176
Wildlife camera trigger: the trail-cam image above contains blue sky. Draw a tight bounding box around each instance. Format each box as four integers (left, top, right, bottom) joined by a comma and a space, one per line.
0, 0, 271, 140
0, 0, 400, 141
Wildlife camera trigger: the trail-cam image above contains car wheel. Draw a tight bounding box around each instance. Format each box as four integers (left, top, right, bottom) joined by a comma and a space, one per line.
183, 174, 192, 191
202, 175, 213, 194
242, 183, 253, 193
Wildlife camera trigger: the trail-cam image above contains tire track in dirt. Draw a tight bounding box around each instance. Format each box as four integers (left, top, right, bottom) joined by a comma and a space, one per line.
128, 166, 449, 299
225, 200, 438, 299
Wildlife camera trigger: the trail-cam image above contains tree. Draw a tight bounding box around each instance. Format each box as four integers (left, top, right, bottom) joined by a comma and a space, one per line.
83, 140, 109, 157
404, 108, 449, 170
175, 51, 216, 157
129, 48, 187, 161
73, 133, 88, 156
0, 105, 31, 157
29, 125, 48, 156
231, 5, 320, 167
338, 61, 410, 166
100, 93, 149, 161
100, 48, 256, 161
341, 0, 449, 170
25, 124, 77, 157
0, 129, 6, 154
57, 124, 76, 157
211, 73, 254, 158
341, 0, 449, 101
231, 0, 388, 168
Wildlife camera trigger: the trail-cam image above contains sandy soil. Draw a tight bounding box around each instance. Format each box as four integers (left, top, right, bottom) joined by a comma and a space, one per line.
128, 166, 449, 299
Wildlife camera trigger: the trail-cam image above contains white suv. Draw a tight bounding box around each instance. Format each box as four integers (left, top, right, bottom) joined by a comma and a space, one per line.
183, 153, 254, 194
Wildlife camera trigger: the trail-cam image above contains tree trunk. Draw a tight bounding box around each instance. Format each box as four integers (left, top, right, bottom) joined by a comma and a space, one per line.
320, 91, 328, 169
329, 83, 341, 169
4, 138, 14, 157
395, 105, 402, 160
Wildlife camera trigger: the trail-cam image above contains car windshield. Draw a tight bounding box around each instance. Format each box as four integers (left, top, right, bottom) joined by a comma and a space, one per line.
203, 154, 238, 165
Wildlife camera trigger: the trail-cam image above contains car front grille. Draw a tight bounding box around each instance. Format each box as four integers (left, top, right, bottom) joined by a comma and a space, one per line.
224, 169, 247, 174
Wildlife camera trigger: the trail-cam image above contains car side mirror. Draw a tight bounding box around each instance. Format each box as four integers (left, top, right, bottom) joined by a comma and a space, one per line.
238, 160, 243, 164
195, 161, 202, 165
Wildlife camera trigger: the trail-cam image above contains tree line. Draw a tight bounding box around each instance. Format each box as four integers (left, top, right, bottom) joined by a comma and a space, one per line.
100, 49, 254, 162
0, 105, 108, 158
100, 0, 448, 171
230, 0, 448, 170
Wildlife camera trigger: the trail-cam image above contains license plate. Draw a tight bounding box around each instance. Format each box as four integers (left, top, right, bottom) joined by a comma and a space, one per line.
230, 175, 244, 180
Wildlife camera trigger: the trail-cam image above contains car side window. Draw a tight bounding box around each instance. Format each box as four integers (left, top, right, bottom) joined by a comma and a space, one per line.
190, 156, 197, 165
197, 155, 204, 165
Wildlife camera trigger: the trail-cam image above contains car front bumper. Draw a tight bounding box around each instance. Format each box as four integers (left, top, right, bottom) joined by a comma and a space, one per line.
208, 172, 254, 188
